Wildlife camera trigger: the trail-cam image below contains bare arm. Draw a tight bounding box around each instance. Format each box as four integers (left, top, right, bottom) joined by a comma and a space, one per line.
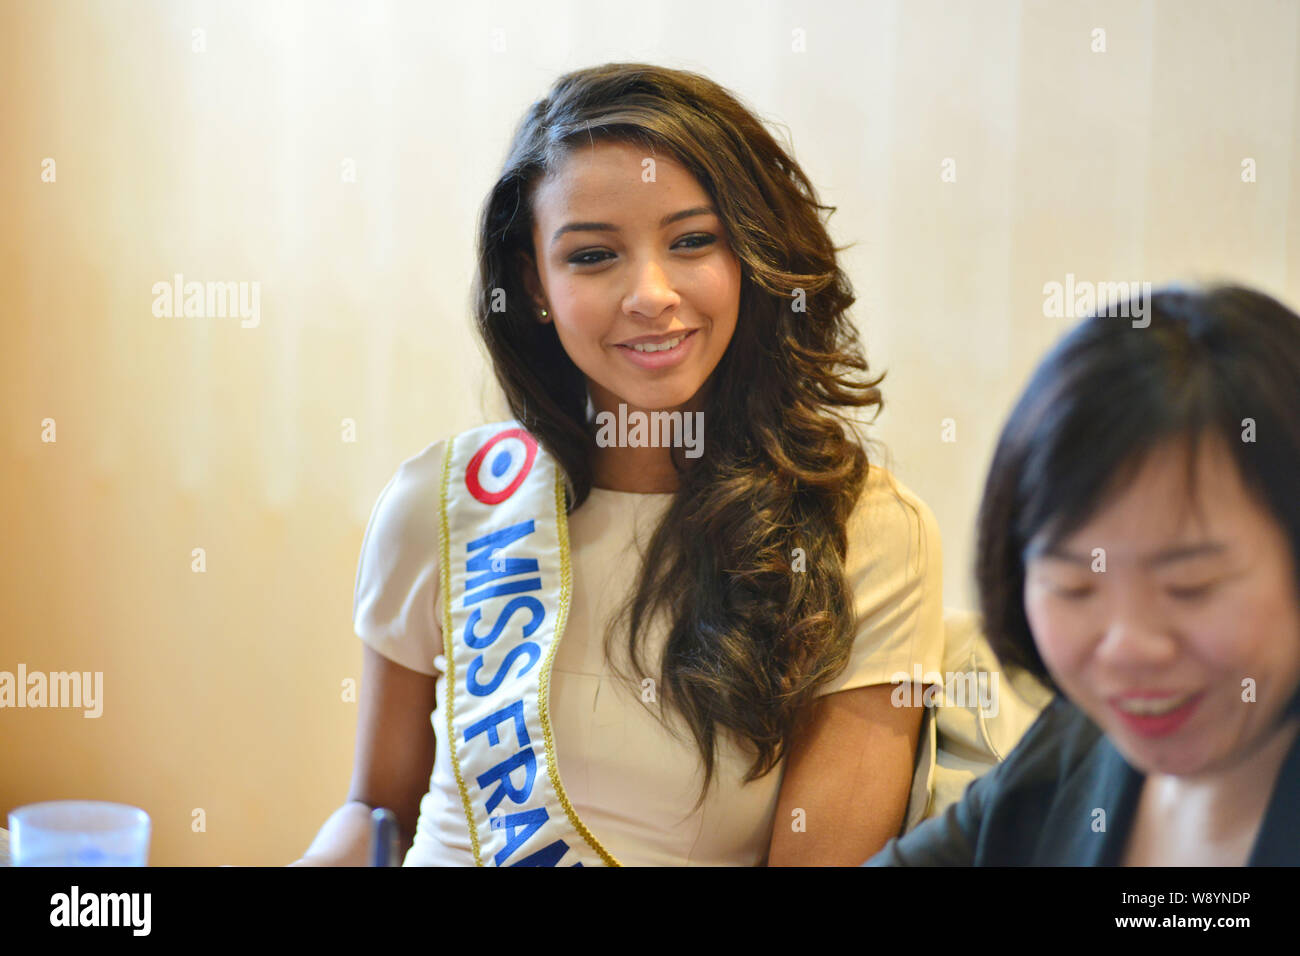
291, 645, 438, 865
766, 682, 925, 866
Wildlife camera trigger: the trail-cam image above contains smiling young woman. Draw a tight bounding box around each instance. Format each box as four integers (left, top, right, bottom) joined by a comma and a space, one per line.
296, 63, 945, 868
518, 139, 740, 494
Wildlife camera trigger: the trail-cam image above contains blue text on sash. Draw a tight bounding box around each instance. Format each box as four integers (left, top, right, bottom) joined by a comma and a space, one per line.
460, 517, 578, 866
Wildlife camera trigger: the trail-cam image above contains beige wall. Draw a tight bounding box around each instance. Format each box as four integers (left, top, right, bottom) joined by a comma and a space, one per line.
1, 0, 1296, 865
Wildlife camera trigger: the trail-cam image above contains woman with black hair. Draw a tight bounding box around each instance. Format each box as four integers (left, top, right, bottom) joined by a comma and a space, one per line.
866, 284, 1300, 866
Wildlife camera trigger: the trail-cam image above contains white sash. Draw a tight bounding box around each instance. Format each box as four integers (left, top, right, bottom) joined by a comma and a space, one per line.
438, 421, 619, 867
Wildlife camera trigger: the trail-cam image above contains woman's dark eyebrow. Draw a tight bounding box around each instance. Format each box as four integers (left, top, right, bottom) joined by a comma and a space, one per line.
550, 206, 718, 246
1026, 542, 1229, 567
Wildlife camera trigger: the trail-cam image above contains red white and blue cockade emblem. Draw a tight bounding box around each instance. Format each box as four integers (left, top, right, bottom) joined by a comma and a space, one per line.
464, 427, 538, 505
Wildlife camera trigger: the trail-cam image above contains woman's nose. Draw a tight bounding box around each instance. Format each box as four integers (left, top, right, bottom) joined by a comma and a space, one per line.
623, 256, 679, 316
1094, 610, 1180, 671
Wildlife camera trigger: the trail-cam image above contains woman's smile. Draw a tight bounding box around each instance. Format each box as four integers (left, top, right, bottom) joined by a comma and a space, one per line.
613, 328, 700, 369
1108, 689, 1206, 738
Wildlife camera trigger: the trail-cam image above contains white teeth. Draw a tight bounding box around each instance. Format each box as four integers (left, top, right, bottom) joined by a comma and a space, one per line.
630, 335, 684, 353
1116, 694, 1194, 716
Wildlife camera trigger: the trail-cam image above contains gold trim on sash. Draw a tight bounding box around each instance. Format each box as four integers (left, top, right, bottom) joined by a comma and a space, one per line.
438, 431, 482, 863
540, 470, 620, 867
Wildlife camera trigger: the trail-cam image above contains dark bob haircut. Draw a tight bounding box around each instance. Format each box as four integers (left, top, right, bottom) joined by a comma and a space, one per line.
976, 284, 1300, 715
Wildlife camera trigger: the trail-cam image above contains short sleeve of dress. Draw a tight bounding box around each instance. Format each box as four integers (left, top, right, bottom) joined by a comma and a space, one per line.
814, 466, 946, 697
351, 439, 448, 676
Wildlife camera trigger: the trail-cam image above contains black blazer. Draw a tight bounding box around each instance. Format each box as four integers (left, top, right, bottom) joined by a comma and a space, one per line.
864, 693, 1300, 865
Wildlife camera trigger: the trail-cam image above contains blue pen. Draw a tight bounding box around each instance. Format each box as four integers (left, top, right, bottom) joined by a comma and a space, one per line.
369, 808, 400, 867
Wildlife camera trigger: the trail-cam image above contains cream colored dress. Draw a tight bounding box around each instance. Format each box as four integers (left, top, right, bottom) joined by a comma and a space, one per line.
352, 438, 945, 866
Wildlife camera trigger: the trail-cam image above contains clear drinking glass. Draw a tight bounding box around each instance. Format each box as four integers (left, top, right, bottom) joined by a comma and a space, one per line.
8, 801, 150, 866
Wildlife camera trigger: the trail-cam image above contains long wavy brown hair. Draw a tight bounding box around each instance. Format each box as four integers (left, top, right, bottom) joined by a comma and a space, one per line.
473, 62, 891, 799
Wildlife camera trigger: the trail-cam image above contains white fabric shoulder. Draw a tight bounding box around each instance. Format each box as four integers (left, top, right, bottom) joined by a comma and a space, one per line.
351, 439, 448, 676
813, 465, 946, 697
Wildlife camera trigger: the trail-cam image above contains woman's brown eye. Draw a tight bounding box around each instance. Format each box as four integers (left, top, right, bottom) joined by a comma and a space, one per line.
1168, 582, 1215, 600
676, 234, 716, 249
1054, 585, 1094, 599
568, 250, 612, 266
